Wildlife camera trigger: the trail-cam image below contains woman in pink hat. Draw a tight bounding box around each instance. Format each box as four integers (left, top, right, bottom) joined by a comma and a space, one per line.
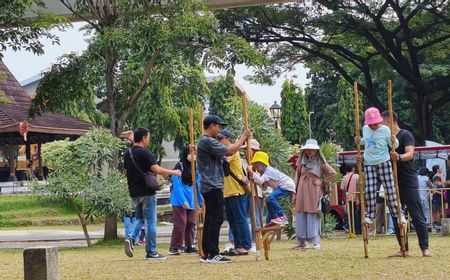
355, 107, 405, 227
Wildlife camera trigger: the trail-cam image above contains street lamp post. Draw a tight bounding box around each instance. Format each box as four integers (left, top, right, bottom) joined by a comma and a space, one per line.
308, 111, 314, 139
269, 101, 282, 129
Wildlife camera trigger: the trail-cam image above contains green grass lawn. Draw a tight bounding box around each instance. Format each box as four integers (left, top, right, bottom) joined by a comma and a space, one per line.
0, 194, 171, 229
1, 235, 449, 279
0, 195, 80, 227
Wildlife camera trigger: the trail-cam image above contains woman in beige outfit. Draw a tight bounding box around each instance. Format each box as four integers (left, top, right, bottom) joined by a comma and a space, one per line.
292, 139, 336, 250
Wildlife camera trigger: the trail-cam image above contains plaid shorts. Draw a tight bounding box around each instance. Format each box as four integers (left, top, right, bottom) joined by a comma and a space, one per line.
364, 160, 399, 219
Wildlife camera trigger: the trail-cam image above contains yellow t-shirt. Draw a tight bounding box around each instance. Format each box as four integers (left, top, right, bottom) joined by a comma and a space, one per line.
224, 151, 245, 198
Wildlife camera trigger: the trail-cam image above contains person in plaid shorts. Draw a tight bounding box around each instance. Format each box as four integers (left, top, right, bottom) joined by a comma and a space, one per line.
355, 107, 405, 225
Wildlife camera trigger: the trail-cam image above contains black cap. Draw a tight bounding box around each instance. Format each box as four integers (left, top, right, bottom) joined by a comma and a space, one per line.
203, 115, 227, 128
217, 129, 233, 140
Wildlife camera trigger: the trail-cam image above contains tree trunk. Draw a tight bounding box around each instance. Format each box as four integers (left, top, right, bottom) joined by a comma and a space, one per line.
105, 47, 117, 135
79, 216, 92, 247
103, 47, 121, 240
415, 95, 433, 145
104, 215, 118, 241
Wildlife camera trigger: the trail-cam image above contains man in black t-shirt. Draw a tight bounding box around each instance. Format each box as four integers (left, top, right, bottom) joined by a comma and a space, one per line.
123, 127, 181, 260
381, 111, 431, 257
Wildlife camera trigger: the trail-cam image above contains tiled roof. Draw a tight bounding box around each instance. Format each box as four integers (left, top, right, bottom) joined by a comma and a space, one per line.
0, 60, 93, 144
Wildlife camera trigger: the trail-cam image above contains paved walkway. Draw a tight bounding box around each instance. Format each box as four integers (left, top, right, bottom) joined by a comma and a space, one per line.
0, 223, 348, 250
0, 224, 231, 249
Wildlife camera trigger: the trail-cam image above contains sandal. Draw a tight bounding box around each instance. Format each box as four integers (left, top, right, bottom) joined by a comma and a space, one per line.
220, 249, 230, 255
422, 249, 433, 257
388, 250, 410, 258
226, 248, 248, 256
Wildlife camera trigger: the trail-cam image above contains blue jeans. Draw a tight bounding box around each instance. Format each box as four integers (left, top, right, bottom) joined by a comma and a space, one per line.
224, 195, 252, 250
123, 216, 135, 238
265, 188, 292, 224
229, 194, 264, 242
130, 195, 157, 254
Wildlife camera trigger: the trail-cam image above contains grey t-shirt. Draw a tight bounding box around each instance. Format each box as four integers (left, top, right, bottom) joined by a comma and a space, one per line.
197, 135, 228, 193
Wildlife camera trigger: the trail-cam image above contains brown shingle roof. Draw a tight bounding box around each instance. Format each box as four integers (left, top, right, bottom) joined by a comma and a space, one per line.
0, 60, 94, 144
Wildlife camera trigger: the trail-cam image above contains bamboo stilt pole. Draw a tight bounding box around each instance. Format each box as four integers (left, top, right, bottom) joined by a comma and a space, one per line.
387, 80, 407, 257
354, 82, 369, 258
347, 200, 355, 238
200, 106, 204, 135
384, 195, 388, 234
199, 106, 206, 224
189, 108, 203, 257
351, 199, 356, 235
236, 83, 261, 261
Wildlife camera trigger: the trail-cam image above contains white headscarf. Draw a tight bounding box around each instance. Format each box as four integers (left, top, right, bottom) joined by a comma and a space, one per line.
297, 149, 327, 177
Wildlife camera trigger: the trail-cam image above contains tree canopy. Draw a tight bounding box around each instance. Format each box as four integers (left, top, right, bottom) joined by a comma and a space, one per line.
0, 0, 67, 58
31, 0, 263, 158
208, 73, 293, 174
216, 0, 450, 144
33, 128, 128, 246
280, 80, 308, 145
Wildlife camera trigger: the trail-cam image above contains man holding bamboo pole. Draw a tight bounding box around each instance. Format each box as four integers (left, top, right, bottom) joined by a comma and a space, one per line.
381, 111, 432, 257
196, 115, 250, 264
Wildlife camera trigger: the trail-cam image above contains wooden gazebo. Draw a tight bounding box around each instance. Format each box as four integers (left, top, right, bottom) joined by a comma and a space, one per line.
0, 61, 93, 180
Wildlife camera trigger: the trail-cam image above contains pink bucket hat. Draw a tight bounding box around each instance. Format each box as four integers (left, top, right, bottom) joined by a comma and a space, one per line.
364, 107, 383, 125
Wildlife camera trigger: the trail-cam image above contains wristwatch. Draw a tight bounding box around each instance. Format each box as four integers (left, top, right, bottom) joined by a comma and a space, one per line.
398, 154, 403, 161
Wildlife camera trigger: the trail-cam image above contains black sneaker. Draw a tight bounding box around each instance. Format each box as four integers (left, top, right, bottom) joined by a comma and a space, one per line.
185, 246, 198, 254
145, 252, 167, 260
208, 254, 231, 264
168, 248, 182, 255
124, 238, 134, 258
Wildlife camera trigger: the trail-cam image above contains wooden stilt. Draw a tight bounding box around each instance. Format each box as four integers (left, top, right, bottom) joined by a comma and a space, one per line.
235, 83, 263, 260
199, 107, 206, 223
387, 80, 407, 257
189, 108, 204, 257
354, 82, 369, 258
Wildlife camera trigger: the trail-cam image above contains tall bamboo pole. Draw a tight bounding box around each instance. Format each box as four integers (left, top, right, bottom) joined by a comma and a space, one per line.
387, 80, 407, 257
354, 82, 369, 258
200, 106, 204, 135
351, 199, 356, 236
199, 106, 206, 223
236, 83, 261, 261
189, 108, 203, 256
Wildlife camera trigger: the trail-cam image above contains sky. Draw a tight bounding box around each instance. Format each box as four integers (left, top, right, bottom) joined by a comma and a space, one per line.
2, 22, 309, 107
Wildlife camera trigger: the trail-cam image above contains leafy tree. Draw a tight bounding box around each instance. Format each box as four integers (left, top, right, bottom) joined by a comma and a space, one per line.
31, 53, 107, 124
0, 0, 68, 58
129, 64, 209, 160
216, 1, 450, 143
304, 69, 340, 144
280, 80, 308, 145
38, 0, 260, 137
32, 0, 262, 239
32, 128, 128, 246
0, 70, 11, 104
209, 72, 242, 132
333, 77, 360, 150
208, 74, 292, 175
